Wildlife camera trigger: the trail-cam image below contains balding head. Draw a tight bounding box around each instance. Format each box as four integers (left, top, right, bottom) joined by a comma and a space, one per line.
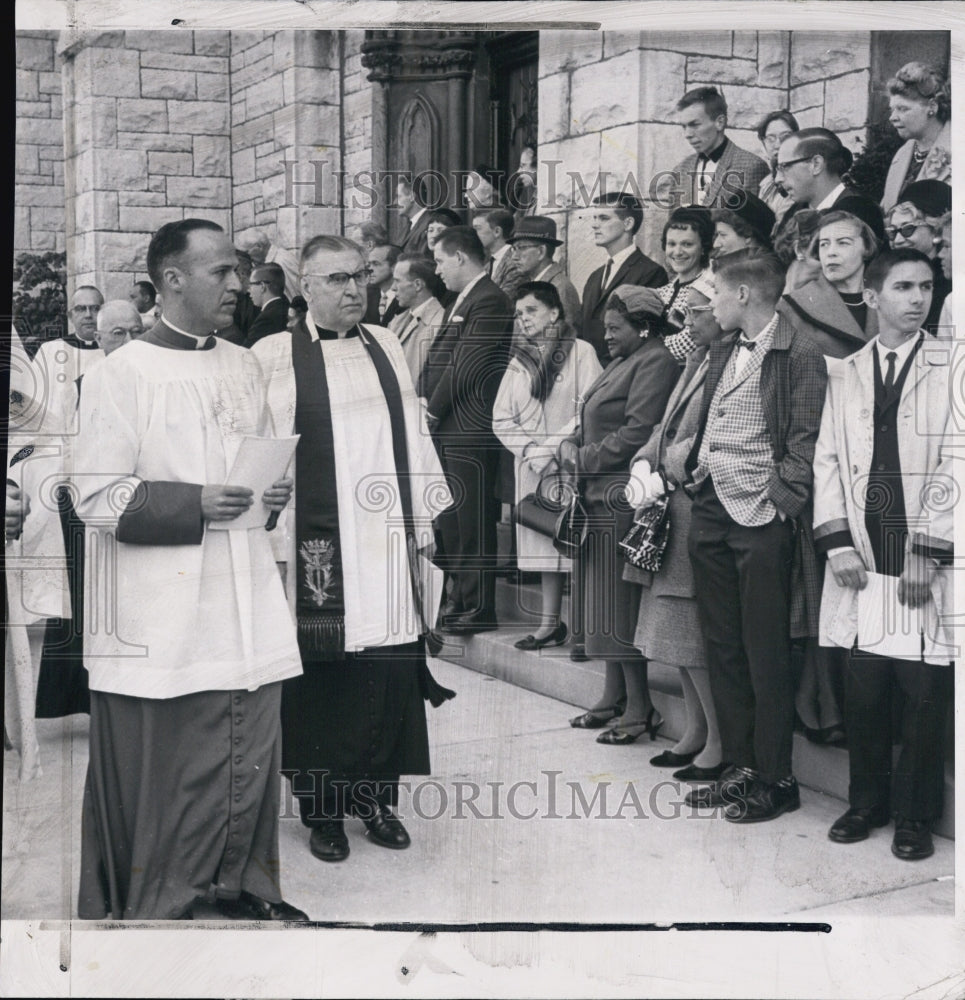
238, 228, 271, 263
97, 300, 143, 355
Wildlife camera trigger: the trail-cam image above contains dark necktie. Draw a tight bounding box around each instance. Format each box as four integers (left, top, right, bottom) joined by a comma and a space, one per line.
884, 351, 897, 393
738, 337, 756, 351
600, 258, 612, 293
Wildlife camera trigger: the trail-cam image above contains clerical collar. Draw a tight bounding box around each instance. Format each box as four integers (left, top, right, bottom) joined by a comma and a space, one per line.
159, 317, 217, 349
64, 333, 100, 351
698, 136, 729, 164
305, 312, 360, 341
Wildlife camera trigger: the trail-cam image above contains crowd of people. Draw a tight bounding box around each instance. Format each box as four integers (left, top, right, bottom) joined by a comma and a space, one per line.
4, 61, 955, 922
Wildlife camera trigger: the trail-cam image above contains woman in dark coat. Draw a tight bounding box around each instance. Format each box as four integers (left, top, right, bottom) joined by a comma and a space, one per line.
559, 285, 679, 744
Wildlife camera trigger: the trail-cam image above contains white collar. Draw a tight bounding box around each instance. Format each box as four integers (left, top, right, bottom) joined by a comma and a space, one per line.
604, 242, 636, 274
814, 181, 846, 211
410, 206, 427, 225
874, 331, 920, 371
261, 295, 282, 309
161, 316, 216, 347
451, 270, 486, 313
741, 312, 780, 344
305, 312, 356, 342
491, 243, 512, 265
411, 295, 441, 320
534, 263, 554, 282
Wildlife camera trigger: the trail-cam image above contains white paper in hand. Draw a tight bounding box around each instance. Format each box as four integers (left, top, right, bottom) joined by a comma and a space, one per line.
855, 571, 950, 664
209, 435, 299, 531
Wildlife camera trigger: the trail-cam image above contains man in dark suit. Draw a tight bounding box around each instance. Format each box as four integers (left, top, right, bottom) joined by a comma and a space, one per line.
684, 249, 827, 823
363, 243, 404, 327
244, 263, 290, 348
775, 128, 887, 243
419, 226, 514, 634
581, 193, 667, 364
670, 87, 770, 209
397, 178, 432, 256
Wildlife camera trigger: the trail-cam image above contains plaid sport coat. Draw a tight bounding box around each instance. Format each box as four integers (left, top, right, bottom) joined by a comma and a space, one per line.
671, 138, 770, 209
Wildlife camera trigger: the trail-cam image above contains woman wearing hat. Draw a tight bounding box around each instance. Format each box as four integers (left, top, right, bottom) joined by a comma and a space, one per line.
493, 282, 602, 650
881, 62, 951, 214
623, 276, 728, 778
885, 179, 952, 328
559, 286, 679, 743
711, 191, 776, 258
654, 207, 716, 364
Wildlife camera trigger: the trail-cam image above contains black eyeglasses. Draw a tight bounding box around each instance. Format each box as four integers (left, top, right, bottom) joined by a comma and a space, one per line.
885, 222, 933, 241
774, 156, 813, 175
302, 268, 374, 288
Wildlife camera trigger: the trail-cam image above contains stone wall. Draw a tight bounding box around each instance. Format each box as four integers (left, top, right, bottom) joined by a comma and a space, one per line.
61, 29, 232, 299
342, 30, 387, 233
16, 32, 66, 258
537, 30, 873, 294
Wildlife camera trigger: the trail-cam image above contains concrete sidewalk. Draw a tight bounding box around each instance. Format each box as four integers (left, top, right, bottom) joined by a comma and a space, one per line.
2, 658, 953, 925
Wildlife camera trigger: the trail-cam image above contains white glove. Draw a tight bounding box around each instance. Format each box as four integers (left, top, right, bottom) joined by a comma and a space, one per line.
626, 460, 666, 508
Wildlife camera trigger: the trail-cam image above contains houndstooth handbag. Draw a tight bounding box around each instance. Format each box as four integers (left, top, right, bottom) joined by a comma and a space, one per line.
619, 494, 671, 572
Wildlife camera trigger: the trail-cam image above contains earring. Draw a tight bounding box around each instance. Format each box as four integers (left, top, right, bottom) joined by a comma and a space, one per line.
927, 110, 935, 117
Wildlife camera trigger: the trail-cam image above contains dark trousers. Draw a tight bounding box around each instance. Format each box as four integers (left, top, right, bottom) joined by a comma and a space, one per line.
435, 442, 499, 617
845, 651, 950, 821
688, 481, 796, 784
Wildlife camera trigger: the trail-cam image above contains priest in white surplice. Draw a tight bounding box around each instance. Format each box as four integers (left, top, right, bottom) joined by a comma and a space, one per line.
252, 234, 453, 865
72, 219, 308, 921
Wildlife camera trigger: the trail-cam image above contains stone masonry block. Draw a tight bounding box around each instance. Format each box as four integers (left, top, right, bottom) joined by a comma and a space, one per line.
38, 70, 62, 94
271, 32, 295, 73
732, 32, 758, 60
31, 231, 57, 251
758, 31, 789, 89
791, 80, 825, 112
17, 69, 39, 100
118, 190, 168, 207
17, 100, 52, 119
539, 71, 570, 143
603, 32, 642, 60
50, 93, 63, 117
69, 99, 117, 151
17, 36, 55, 71
141, 68, 197, 100
233, 147, 257, 186
148, 174, 167, 193
139, 52, 228, 74
283, 65, 340, 107
540, 31, 603, 78
794, 106, 824, 129
74, 190, 119, 230
165, 175, 231, 208
17, 116, 63, 147
243, 74, 285, 120
823, 70, 871, 130
39, 145, 64, 160
89, 49, 141, 98
244, 36, 275, 68
233, 199, 256, 234
716, 83, 788, 129
124, 30, 195, 54
30, 206, 67, 233
194, 135, 231, 176
95, 148, 148, 191
790, 32, 871, 86
194, 32, 231, 57
639, 50, 688, 122
119, 206, 185, 231
17, 184, 63, 208
93, 230, 151, 272
117, 99, 169, 133
148, 151, 193, 175
231, 54, 275, 93
167, 101, 229, 135
116, 132, 194, 152
16, 146, 39, 174
294, 103, 341, 147
687, 55, 759, 87
293, 31, 338, 70
197, 73, 229, 101
232, 32, 268, 55
570, 50, 644, 134
232, 110, 275, 148
14, 204, 31, 241
639, 32, 731, 56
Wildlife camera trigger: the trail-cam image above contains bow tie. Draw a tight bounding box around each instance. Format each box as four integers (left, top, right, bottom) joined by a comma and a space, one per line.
738, 337, 757, 351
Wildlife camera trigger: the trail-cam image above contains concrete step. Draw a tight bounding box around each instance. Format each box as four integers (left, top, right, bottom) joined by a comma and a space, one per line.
437, 597, 955, 841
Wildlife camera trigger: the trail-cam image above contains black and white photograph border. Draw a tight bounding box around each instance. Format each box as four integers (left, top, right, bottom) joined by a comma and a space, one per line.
4, 1, 964, 997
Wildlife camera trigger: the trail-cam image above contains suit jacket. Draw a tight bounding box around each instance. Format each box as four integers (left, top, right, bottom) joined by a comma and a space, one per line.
390, 296, 446, 386
399, 211, 431, 256
813, 333, 953, 657
570, 336, 679, 509
881, 122, 952, 213
244, 295, 289, 349
686, 312, 828, 520
538, 260, 583, 332
266, 244, 301, 301
777, 186, 887, 245
777, 274, 877, 360
581, 247, 668, 364
671, 138, 770, 208
417, 275, 514, 442
490, 248, 524, 302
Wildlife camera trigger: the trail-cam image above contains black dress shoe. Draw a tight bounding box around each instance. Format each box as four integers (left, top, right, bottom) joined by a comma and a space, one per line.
828, 806, 889, 844
514, 622, 568, 650
309, 819, 350, 862
650, 748, 701, 768
891, 817, 934, 860
673, 761, 730, 782
440, 611, 497, 635
685, 765, 758, 808
569, 644, 589, 662
363, 806, 411, 850
725, 777, 800, 823
216, 891, 309, 922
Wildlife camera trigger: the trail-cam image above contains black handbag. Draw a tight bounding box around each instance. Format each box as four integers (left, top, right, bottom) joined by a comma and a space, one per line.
620, 494, 671, 572
514, 474, 588, 559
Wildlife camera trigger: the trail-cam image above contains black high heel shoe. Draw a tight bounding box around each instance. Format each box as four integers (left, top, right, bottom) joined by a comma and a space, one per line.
596, 707, 663, 745
515, 622, 568, 651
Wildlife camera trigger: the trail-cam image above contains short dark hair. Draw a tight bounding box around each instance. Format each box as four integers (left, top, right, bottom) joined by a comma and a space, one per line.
662, 206, 715, 266
713, 248, 787, 307
289, 295, 308, 314
300, 234, 362, 269
256, 262, 286, 297
147, 219, 224, 288
134, 280, 157, 306
483, 208, 516, 241
756, 109, 800, 142
370, 242, 402, 270
434, 226, 487, 266
398, 253, 443, 298
791, 128, 853, 178
677, 86, 727, 121
591, 192, 644, 236
428, 208, 462, 228
863, 247, 933, 292
515, 280, 565, 322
